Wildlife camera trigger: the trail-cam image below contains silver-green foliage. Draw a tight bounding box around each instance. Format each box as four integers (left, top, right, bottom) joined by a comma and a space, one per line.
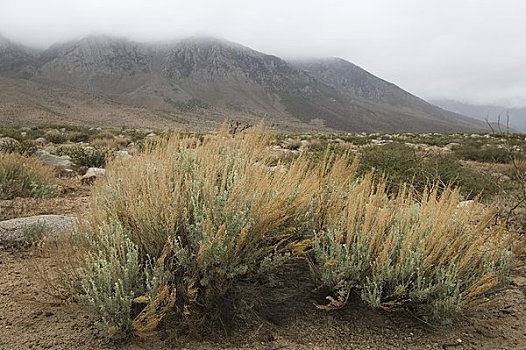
313, 185, 513, 323
80, 221, 141, 339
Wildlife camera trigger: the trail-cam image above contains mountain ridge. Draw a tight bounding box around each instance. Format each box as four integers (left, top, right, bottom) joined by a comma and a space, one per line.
0, 34, 488, 132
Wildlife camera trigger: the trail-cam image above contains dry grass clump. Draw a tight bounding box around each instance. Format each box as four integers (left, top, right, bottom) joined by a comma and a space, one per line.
0, 152, 59, 199
312, 177, 515, 323
77, 125, 345, 339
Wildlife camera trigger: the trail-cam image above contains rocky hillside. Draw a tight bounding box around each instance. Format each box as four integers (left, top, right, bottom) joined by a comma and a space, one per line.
0, 34, 487, 132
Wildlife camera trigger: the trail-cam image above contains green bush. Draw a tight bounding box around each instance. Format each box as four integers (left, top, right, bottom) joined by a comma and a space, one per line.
58, 146, 109, 168
359, 143, 499, 198
46, 131, 69, 144
1, 140, 38, 156
67, 131, 92, 143
0, 153, 59, 199
454, 142, 516, 163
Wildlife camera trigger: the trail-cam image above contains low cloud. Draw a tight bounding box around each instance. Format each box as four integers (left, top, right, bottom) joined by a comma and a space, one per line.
1, 0, 525, 107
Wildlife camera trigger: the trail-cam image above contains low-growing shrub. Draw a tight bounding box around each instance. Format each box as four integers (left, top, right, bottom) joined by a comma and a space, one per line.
454, 142, 516, 163
0, 153, 59, 199
358, 143, 499, 198
23, 222, 47, 244
312, 178, 514, 323
67, 131, 92, 143
1, 140, 38, 156
45, 131, 69, 144
80, 221, 142, 339
58, 146, 109, 168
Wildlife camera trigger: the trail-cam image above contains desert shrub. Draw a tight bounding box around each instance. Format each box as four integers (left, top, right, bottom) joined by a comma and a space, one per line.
312, 177, 515, 323
67, 131, 92, 143
0, 127, 26, 141
359, 143, 416, 190
80, 221, 142, 339
91, 137, 129, 150
359, 144, 498, 198
23, 221, 47, 244
90, 130, 116, 142
0, 153, 59, 199
58, 146, 109, 168
77, 126, 345, 339
454, 141, 516, 163
45, 131, 68, 144
1, 140, 38, 156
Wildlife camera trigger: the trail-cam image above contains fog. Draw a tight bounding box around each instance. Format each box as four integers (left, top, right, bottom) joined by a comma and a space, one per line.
1, 0, 525, 107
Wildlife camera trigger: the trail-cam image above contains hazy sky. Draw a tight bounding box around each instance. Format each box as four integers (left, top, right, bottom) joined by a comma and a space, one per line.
1, 0, 525, 107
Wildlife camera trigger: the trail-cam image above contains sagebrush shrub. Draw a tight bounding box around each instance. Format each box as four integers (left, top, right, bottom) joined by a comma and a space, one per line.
0, 152, 59, 199
78, 125, 348, 337
80, 221, 141, 339
312, 177, 514, 323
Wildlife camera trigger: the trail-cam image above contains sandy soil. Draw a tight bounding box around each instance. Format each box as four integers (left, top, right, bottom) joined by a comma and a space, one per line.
0, 245, 525, 350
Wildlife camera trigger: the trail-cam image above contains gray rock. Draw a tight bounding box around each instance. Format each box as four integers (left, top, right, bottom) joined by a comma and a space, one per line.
81, 167, 106, 184
113, 150, 132, 159
0, 215, 77, 244
33, 150, 74, 169
0, 137, 20, 151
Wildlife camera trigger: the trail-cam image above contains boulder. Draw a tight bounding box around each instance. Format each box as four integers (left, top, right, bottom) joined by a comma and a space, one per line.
33, 150, 74, 169
0, 215, 78, 244
81, 167, 106, 184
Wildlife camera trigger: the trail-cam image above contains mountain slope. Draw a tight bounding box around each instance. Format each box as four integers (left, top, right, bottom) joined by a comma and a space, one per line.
0, 34, 488, 132
431, 99, 526, 133
0, 34, 39, 78
293, 58, 485, 132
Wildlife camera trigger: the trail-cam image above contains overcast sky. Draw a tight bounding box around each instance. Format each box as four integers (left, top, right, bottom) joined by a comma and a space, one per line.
1, 0, 525, 107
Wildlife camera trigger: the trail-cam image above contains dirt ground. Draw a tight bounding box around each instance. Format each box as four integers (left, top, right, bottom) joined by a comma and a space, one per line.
0, 244, 525, 350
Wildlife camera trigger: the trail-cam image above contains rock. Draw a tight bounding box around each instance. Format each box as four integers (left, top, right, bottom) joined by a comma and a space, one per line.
81, 167, 106, 184
146, 133, 156, 138
0, 137, 20, 151
0, 215, 78, 244
33, 150, 74, 169
113, 150, 132, 159
34, 137, 48, 145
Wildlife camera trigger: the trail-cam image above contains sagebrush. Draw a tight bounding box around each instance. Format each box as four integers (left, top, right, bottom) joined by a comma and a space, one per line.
312, 177, 514, 322
0, 152, 59, 199
72, 126, 518, 340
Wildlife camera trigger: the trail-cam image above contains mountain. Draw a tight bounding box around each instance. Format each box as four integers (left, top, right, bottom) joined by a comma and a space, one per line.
0, 34, 487, 132
0, 34, 38, 78
431, 99, 526, 133
293, 58, 484, 131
